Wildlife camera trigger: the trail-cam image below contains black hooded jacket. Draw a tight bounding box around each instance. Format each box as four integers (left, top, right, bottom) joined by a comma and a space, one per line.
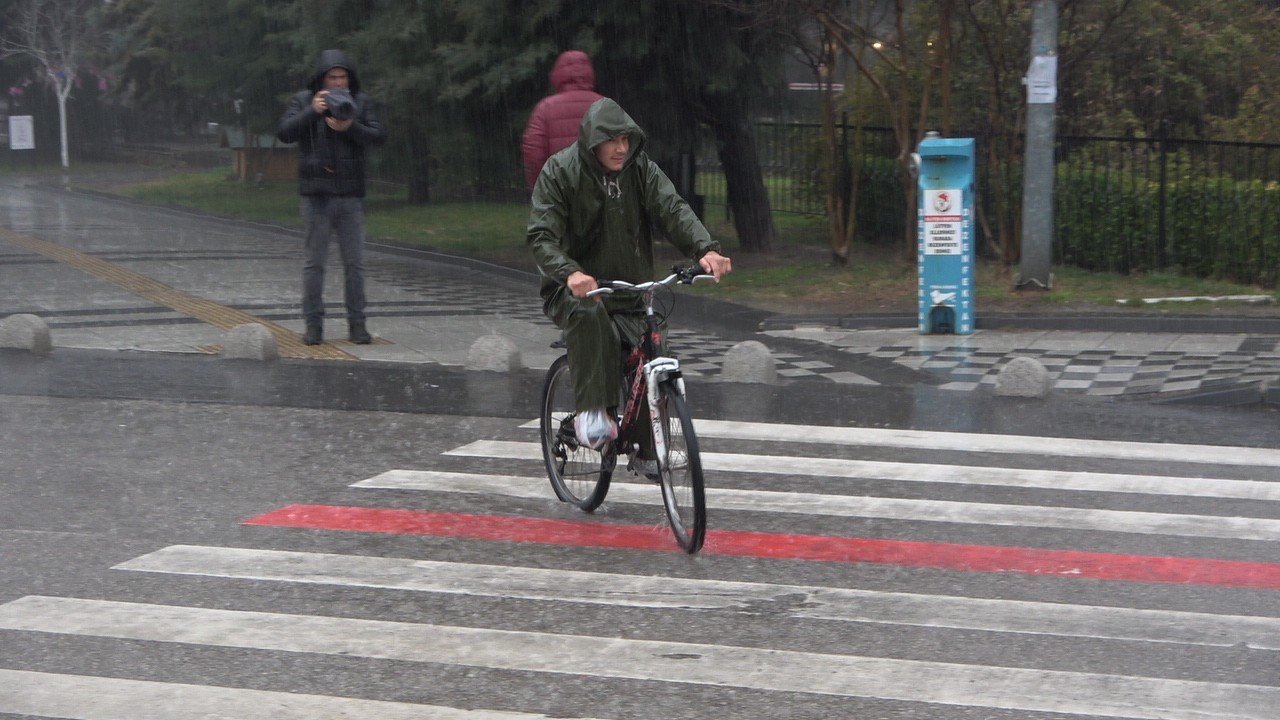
277, 49, 387, 197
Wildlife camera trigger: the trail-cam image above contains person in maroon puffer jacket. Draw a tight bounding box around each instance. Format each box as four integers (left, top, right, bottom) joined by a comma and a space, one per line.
522, 50, 604, 192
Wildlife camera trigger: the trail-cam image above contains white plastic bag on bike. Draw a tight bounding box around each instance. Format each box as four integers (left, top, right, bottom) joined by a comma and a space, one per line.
574, 408, 617, 450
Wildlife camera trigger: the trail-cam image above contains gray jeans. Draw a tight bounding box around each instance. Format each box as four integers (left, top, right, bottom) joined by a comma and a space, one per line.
301, 195, 366, 324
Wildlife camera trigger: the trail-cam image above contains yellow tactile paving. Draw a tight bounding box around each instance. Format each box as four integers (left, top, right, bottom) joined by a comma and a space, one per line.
0, 228, 356, 360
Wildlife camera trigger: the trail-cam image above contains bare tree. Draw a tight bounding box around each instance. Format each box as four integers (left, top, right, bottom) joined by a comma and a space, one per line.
1, 0, 102, 168
714, 0, 957, 261
743, 0, 874, 264
812, 1, 961, 259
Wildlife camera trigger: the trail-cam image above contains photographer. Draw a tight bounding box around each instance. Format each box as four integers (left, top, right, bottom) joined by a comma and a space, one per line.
278, 49, 387, 346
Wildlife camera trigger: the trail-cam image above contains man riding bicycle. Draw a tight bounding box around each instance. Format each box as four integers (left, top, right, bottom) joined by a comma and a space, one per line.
527, 98, 732, 458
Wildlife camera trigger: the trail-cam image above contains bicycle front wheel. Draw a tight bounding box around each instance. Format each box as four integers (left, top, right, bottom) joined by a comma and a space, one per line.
653, 380, 706, 553
540, 355, 612, 512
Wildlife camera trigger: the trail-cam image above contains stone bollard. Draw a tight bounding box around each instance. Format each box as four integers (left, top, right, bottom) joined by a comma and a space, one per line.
0, 314, 52, 355
222, 323, 278, 361
721, 340, 777, 384
468, 334, 522, 372
994, 356, 1051, 398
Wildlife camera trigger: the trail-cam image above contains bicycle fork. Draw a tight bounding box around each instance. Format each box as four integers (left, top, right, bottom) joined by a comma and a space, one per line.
643, 356, 683, 475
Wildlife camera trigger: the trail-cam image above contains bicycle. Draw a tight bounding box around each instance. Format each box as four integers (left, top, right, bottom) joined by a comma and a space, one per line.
538, 264, 715, 553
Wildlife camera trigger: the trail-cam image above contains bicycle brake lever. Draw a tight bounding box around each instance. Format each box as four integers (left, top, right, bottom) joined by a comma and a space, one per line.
673, 265, 707, 283
686, 266, 716, 284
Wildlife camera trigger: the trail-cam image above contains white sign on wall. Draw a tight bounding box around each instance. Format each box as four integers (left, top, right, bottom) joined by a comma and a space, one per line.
8, 115, 34, 150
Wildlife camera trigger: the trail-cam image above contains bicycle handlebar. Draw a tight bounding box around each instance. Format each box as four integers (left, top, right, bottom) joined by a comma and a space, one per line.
586, 264, 713, 297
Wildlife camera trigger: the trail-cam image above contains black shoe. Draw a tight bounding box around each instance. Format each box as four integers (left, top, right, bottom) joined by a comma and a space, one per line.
302, 323, 323, 346
628, 457, 662, 482
349, 321, 372, 344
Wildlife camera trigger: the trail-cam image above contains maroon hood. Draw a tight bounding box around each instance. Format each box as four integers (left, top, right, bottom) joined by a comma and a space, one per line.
550, 50, 596, 93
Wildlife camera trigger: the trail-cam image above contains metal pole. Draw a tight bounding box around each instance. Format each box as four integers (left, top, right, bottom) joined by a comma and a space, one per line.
1017, 0, 1058, 290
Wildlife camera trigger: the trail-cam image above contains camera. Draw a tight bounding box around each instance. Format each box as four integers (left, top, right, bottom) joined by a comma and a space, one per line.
324, 88, 357, 122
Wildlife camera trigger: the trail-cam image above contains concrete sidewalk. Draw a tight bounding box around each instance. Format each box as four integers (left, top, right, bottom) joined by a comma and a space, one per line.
0, 174, 1277, 407
760, 322, 1280, 405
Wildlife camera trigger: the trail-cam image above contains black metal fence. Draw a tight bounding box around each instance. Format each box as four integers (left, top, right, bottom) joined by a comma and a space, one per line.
357, 115, 1279, 286
1056, 134, 1280, 285
698, 123, 1280, 287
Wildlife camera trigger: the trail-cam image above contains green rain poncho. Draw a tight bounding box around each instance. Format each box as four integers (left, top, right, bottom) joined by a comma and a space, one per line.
528, 98, 721, 410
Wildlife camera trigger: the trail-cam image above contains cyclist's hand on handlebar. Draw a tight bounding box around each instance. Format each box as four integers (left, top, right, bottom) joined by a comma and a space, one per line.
698, 251, 733, 281
567, 270, 600, 300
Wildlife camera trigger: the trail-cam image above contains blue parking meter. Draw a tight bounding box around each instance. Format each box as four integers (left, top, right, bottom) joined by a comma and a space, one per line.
916, 135, 975, 334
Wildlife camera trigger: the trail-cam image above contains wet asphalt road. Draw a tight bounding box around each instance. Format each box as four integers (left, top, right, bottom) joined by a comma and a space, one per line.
1, 173, 1278, 719
3, 387, 1279, 719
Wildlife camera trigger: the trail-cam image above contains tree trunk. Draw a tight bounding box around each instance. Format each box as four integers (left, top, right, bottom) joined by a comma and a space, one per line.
705, 98, 775, 252
818, 81, 848, 264
900, 160, 919, 263
56, 81, 71, 168
842, 126, 865, 261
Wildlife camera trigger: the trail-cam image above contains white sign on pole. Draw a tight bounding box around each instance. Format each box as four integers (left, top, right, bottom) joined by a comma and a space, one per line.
1027, 55, 1057, 104
9, 115, 35, 150
922, 189, 963, 255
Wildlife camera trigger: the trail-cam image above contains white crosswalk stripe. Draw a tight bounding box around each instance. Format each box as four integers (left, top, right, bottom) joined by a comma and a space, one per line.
0, 669, 599, 720
3, 596, 1276, 720
359, 466, 1280, 541
117, 545, 1280, 650
2, 418, 1277, 719
689, 419, 1280, 468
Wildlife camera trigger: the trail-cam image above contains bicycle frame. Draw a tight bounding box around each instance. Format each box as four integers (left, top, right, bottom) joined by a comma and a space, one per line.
541, 264, 713, 552
615, 283, 687, 471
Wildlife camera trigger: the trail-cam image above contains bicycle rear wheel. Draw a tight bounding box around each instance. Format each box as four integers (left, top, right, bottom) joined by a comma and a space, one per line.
540, 355, 611, 511
653, 380, 706, 553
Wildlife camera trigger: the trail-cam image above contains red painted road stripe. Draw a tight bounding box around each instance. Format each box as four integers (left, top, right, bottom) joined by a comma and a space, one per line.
244, 505, 1280, 590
